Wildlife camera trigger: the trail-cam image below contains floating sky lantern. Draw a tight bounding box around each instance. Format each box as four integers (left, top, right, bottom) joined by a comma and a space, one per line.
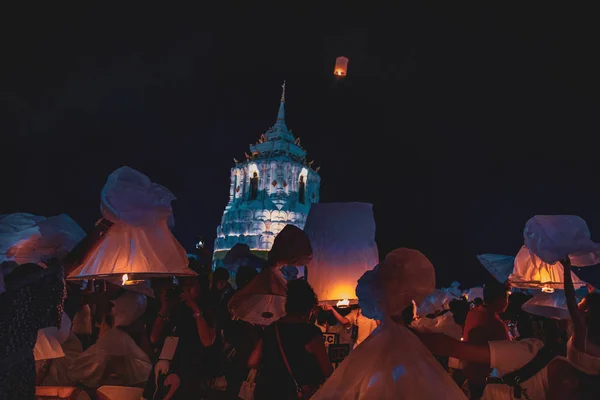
304, 202, 378, 305
333, 56, 349, 77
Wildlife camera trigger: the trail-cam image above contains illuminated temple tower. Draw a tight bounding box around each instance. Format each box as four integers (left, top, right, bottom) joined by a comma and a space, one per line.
213, 83, 321, 269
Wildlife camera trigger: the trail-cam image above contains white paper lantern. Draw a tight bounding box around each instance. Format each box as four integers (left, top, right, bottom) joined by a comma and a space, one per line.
521, 291, 570, 320
509, 246, 588, 290
477, 254, 515, 283
68, 167, 195, 280
304, 203, 379, 303
524, 215, 599, 264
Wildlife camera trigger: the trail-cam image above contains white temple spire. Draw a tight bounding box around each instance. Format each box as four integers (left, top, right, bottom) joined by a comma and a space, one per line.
276, 80, 286, 123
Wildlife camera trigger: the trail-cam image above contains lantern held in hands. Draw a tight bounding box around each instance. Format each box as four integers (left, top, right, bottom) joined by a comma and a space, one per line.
304, 202, 378, 305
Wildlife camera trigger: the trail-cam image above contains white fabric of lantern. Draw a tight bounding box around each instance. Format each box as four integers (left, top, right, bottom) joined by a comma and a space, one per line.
522, 291, 570, 320
110, 291, 147, 327
355, 248, 435, 320
68, 167, 194, 280
35, 332, 84, 387
417, 289, 458, 316
100, 166, 175, 227
379, 249, 436, 318
466, 287, 484, 301
411, 312, 463, 340
34, 312, 72, 361
443, 281, 462, 298
0, 213, 85, 265
227, 267, 288, 325
524, 215, 600, 264
304, 203, 379, 303
67, 221, 193, 279
313, 248, 465, 400
69, 328, 152, 388
509, 246, 588, 289
312, 322, 467, 400
477, 254, 515, 283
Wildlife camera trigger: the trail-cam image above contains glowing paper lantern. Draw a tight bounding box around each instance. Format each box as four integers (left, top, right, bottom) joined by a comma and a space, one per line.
333, 56, 349, 77
68, 167, 195, 280
524, 215, 600, 264
509, 246, 588, 290
304, 202, 379, 303
227, 266, 287, 325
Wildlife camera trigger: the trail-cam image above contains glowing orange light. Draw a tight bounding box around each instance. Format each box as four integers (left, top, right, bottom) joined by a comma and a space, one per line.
334, 56, 349, 77
336, 299, 350, 307
121, 273, 143, 286
541, 286, 555, 294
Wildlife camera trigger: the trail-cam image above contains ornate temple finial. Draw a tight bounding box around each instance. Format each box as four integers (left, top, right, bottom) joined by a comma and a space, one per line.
276, 81, 286, 123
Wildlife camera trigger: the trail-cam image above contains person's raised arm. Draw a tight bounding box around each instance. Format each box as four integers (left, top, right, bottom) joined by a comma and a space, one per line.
322, 304, 351, 326
181, 292, 215, 347
561, 258, 587, 350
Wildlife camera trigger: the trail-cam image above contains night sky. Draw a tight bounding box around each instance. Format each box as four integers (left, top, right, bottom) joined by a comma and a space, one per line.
2, 4, 599, 287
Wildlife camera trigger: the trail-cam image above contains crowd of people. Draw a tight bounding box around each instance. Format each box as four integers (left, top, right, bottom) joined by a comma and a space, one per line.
3, 240, 600, 399
3, 186, 600, 399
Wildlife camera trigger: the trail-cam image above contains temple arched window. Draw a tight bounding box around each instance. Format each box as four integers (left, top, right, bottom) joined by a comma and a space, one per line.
299, 175, 306, 204
250, 171, 259, 200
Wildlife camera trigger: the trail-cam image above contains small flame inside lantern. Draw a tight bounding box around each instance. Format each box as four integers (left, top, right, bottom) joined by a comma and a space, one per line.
121, 273, 144, 286
336, 299, 350, 308
541, 286, 555, 294
333, 56, 349, 77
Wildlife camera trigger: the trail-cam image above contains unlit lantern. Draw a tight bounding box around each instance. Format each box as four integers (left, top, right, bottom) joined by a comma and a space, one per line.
334, 56, 349, 76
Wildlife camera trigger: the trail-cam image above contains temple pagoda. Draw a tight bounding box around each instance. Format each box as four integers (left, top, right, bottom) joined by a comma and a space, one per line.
212, 82, 321, 269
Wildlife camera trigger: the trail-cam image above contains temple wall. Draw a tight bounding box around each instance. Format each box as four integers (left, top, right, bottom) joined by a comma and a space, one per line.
214, 158, 320, 269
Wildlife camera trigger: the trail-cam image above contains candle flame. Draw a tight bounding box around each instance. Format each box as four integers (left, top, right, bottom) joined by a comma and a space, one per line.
336, 299, 350, 307
122, 274, 128, 285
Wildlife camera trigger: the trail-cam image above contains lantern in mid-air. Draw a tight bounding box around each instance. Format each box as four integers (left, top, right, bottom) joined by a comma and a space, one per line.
334, 56, 349, 77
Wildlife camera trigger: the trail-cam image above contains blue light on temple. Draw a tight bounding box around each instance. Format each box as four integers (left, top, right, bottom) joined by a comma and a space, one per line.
212, 82, 321, 269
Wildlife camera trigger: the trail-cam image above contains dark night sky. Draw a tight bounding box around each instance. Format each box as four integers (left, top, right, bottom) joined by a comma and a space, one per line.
1, 4, 599, 287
